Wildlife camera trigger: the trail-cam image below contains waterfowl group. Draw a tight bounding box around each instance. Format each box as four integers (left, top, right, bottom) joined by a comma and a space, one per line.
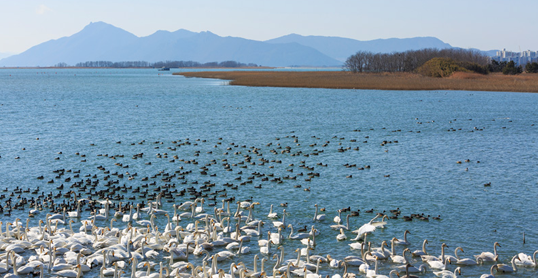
1, 132, 532, 278
0, 196, 533, 278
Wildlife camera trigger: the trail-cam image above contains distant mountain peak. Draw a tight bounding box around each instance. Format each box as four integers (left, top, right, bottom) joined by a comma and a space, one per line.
200, 31, 216, 36
0, 21, 493, 67
0, 22, 341, 67
83, 21, 117, 30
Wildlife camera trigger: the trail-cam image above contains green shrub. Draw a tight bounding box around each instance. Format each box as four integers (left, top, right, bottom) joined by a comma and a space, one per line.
416, 58, 471, 77
502, 61, 523, 75
525, 62, 538, 73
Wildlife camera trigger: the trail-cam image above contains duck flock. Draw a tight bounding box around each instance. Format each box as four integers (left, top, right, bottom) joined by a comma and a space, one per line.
0, 132, 536, 278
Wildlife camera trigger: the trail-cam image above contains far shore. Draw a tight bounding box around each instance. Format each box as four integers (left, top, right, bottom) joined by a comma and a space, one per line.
174, 71, 538, 93
0, 66, 275, 70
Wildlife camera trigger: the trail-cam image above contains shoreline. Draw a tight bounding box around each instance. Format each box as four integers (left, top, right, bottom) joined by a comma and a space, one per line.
0, 66, 275, 70
174, 71, 538, 93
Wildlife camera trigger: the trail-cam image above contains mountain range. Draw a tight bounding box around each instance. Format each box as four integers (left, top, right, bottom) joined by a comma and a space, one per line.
0, 52, 14, 60
0, 21, 488, 67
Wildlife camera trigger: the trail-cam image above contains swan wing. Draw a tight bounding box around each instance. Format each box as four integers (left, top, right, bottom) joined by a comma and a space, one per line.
357, 224, 376, 237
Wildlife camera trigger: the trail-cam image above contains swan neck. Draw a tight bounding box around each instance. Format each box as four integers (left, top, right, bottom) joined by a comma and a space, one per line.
512, 256, 518, 272
422, 241, 427, 253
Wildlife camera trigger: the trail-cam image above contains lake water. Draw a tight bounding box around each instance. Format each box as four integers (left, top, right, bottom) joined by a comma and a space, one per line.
0, 68, 537, 277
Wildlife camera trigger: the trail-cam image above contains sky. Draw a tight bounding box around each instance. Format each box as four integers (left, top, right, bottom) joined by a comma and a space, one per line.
1, 0, 537, 54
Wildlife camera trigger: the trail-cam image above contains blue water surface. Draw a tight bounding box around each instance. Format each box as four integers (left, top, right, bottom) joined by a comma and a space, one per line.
0, 68, 537, 277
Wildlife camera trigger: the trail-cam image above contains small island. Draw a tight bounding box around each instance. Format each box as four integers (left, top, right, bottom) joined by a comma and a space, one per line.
175, 49, 538, 93
174, 71, 538, 93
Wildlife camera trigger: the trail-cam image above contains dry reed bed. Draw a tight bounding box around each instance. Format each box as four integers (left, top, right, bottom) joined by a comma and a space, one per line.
175, 71, 538, 93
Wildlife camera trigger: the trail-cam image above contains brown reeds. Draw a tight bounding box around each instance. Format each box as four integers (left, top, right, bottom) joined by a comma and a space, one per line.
174, 71, 538, 93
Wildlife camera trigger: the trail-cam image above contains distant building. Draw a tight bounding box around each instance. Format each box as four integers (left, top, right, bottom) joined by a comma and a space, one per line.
492, 49, 538, 65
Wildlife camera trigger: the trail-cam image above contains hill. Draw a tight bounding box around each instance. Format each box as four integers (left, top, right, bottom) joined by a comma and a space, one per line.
0, 52, 14, 60
0, 22, 341, 67
265, 34, 454, 62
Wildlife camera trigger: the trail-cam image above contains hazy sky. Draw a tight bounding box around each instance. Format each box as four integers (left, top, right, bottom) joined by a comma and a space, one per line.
1, 0, 536, 54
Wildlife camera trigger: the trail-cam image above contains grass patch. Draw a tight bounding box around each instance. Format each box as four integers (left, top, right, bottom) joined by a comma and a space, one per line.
174, 71, 538, 93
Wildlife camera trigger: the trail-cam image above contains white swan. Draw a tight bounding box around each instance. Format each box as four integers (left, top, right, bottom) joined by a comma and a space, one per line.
336, 229, 347, 241
288, 224, 310, 240
480, 265, 498, 278
391, 247, 410, 265
54, 264, 82, 278
396, 262, 425, 274
267, 204, 278, 219
67, 201, 81, 218
236, 239, 250, 255
326, 254, 342, 269
433, 267, 461, 277
474, 242, 500, 262
349, 240, 366, 251
496, 255, 519, 273
422, 243, 448, 262
395, 230, 410, 245
122, 205, 133, 222
412, 239, 428, 257
367, 241, 389, 260
427, 256, 452, 270
313, 204, 325, 221
366, 256, 398, 278
330, 214, 350, 230
352, 215, 379, 238
260, 240, 273, 255
334, 209, 342, 224
48, 208, 66, 221
272, 209, 286, 228
516, 250, 538, 267
132, 204, 142, 220
270, 227, 283, 245
397, 263, 424, 278
454, 247, 479, 265
371, 215, 389, 228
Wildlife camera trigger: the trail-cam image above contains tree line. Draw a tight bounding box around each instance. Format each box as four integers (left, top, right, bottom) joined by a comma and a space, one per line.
344, 48, 490, 73
54, 60, 258, 68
